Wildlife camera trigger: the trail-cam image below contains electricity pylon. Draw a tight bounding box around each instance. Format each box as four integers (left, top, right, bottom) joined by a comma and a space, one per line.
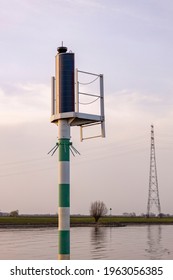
147, 125, 161, 217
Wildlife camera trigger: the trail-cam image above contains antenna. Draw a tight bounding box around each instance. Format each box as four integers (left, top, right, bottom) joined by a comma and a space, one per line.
147, 125, 161, 217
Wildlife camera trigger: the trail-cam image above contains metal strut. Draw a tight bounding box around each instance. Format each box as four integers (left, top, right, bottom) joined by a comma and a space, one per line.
48, 142, 80, 157
70, 143, 81, 156
47, 143, 59, 156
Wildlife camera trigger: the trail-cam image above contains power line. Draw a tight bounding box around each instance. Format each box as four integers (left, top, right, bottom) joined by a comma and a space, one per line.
0, 156, 51, 167
0, 166, 56, 178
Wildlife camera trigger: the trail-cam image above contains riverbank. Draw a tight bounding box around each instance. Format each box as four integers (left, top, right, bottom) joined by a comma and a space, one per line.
0, 216, 173, 227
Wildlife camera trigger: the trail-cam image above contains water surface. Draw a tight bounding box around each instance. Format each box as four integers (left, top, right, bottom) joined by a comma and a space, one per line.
0, 225, 172, 259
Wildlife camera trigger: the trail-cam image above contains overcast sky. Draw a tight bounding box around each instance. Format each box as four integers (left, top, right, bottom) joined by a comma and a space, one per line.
1, 0, 173, 215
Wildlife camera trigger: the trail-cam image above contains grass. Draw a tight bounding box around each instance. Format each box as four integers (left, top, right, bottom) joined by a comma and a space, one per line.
0, 216, 58, 225
0, 216, 173, 226
98, 216, 173, 224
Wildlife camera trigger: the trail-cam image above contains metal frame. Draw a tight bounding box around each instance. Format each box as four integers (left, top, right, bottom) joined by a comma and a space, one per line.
76, 69, 105, 141
51, 69, 105, 142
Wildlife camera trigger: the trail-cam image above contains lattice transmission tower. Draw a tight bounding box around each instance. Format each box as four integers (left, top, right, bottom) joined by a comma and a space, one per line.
147, 125, 161, 217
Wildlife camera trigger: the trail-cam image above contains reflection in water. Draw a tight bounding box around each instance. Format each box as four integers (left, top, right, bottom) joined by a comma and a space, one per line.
145, 225, 170, 259
90, 226, 107, 259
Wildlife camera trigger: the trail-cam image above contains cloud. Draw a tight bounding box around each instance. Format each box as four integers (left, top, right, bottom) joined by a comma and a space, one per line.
105, 89, 171, 121
0, 83, 50, 125
64, 0, 105, 9
1, 81, 172, 132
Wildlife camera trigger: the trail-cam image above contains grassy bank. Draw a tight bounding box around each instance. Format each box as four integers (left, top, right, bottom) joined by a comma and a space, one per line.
71, 216, 173, 226
0, 216, 57, 226
0, 216, 173, 227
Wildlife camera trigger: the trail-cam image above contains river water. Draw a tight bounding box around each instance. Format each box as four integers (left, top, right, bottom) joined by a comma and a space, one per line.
0, 225, 172, 260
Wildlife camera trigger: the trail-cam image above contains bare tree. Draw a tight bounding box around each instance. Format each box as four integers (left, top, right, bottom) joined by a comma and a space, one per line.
90, 201, 108, 223
9, 210, 19, 217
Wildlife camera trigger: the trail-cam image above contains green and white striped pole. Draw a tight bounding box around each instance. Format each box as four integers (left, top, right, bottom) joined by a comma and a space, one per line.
58, 119, 70, 260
